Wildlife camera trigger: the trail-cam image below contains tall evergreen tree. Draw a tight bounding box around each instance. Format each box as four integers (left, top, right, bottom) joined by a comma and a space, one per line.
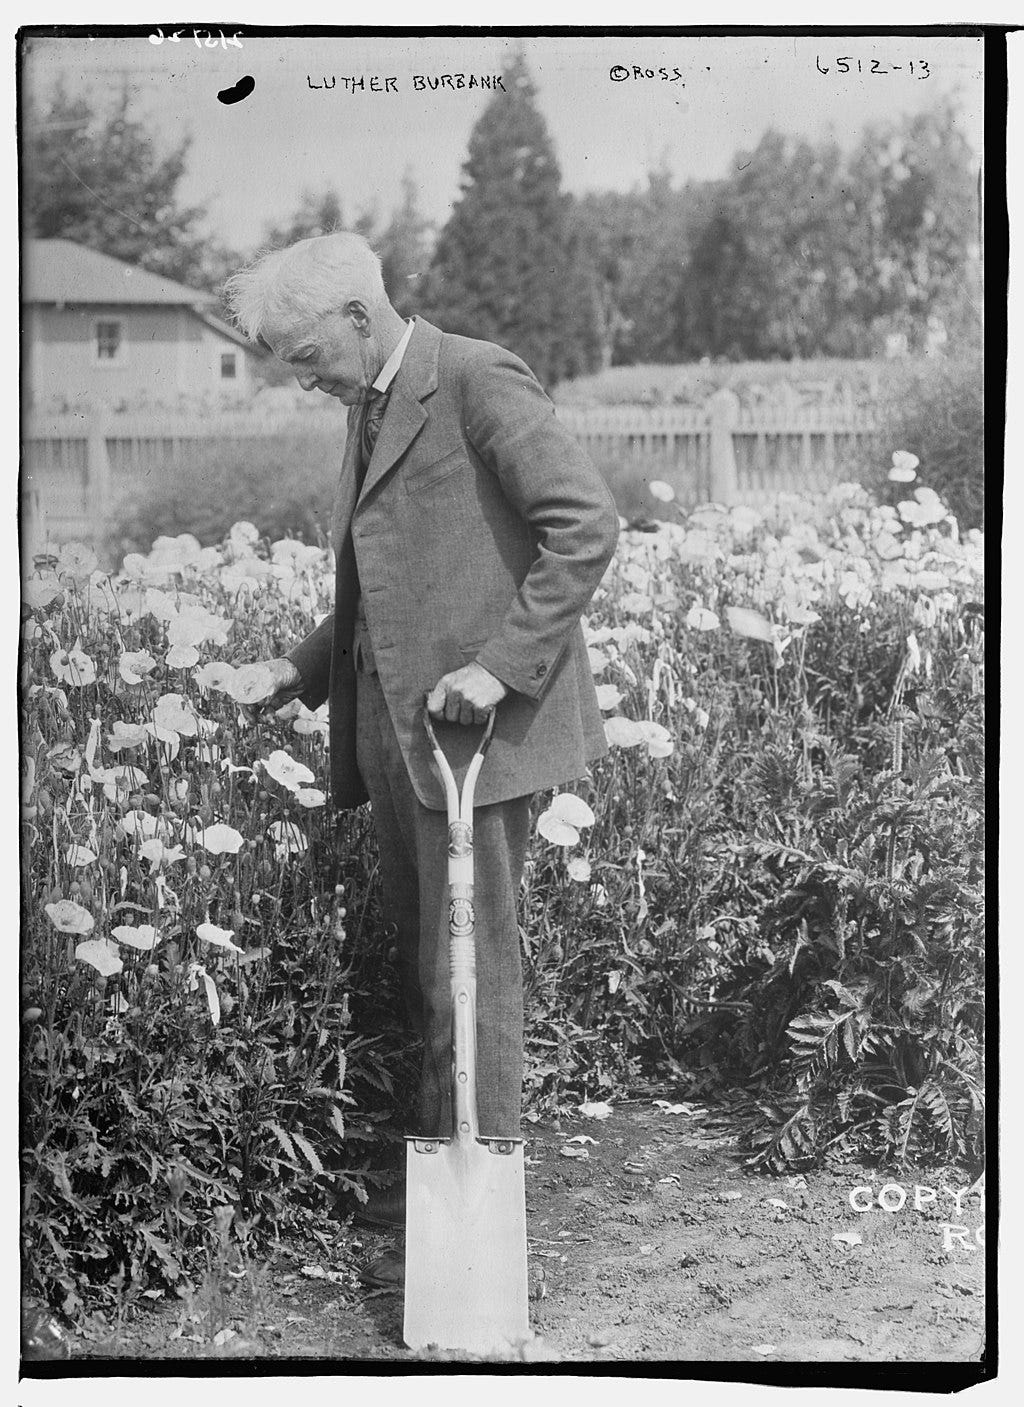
421, 50, 584, 386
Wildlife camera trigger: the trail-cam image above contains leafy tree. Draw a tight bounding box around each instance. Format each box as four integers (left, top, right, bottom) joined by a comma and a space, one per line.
573, 190, 641, 370
681, 130, 849, 360
22, 80, 228, 291
378, 169, 434, 318
263, 188, 345, 248
574, 170, 714, 368
421, 50, 591, 386
679, 102, 979, 360
840, 97, 980, 354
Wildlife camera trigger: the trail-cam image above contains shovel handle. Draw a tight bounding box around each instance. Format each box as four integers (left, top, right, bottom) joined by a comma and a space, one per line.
422, 704, 496, 1140
422, 704, 495, 824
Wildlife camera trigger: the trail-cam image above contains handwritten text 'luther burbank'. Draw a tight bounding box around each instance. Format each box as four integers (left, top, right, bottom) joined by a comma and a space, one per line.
307, 74, 507, 93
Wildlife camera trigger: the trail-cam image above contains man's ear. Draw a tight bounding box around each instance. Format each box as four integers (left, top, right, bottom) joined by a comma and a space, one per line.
347, 300, 372, 338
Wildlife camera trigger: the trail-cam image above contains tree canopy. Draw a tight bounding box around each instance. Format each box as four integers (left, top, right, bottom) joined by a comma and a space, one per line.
22, 81, 231, 292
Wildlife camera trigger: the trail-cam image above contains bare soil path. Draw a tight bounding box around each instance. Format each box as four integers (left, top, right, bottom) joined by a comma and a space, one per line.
52, 1100, 987, 1366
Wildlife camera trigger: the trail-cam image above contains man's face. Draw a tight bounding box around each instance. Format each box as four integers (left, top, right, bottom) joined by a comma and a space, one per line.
264, 305, 372, 404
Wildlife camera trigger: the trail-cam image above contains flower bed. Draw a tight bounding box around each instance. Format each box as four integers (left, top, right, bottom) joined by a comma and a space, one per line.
20, 467, 984, 1311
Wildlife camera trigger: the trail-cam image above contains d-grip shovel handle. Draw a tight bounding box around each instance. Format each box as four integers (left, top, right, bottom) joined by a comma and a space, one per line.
422, 703, 496, 1141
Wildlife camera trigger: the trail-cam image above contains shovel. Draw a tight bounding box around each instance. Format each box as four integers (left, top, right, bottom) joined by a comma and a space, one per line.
403, 705, 529, 1355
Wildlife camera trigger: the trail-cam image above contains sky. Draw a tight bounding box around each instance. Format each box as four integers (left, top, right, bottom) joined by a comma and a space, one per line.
20, 31, 984, 256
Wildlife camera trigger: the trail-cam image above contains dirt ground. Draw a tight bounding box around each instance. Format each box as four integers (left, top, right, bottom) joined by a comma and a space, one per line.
45, 1098, 987, 1367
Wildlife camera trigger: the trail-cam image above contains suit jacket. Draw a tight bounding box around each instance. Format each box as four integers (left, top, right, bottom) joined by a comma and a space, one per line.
287, 317, 620, 811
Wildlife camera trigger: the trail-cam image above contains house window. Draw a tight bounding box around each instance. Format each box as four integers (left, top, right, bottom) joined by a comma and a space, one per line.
94, 320, 123, 362
220, 353, 237, 380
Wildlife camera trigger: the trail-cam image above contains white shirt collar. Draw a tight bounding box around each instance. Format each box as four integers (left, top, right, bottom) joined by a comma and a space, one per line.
372, 318, 415, 395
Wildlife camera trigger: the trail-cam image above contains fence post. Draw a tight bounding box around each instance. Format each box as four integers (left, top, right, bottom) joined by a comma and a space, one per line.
86, 414, 111, 547
708, 388, 740, 505
21, 477, 48, 564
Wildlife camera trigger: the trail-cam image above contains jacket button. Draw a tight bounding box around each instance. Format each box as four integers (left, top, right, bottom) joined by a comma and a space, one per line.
536, 663, 547, 677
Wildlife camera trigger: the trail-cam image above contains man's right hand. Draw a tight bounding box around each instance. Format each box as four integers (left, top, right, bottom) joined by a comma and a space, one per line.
251, 656, 303, 708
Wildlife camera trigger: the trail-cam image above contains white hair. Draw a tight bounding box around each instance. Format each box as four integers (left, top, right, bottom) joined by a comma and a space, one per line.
224, 232, 388, 345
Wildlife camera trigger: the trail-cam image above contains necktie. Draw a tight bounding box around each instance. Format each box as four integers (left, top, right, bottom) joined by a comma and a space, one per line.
360, 386, 391, 472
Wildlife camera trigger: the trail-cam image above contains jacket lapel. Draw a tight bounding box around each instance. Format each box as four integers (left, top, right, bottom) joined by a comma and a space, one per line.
358, 317, 441, 502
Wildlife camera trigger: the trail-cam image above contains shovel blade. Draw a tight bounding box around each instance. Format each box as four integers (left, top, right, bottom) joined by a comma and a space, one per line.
403, 1135, 529, 1355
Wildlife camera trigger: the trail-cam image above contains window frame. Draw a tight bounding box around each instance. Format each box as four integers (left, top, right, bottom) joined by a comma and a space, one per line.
92, 318, 126, 367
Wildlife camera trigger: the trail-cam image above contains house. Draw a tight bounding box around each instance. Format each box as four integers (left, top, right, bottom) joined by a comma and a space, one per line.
22, 238, 259, 411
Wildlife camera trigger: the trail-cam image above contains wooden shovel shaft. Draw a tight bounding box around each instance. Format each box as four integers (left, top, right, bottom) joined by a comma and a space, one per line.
422, 706, 495, 1141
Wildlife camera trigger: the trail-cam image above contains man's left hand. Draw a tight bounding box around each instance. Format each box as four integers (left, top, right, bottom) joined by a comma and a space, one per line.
427, 662, 508, 726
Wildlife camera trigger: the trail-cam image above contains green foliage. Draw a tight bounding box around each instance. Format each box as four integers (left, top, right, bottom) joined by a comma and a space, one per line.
421, 51, 593, 387
21, 80, 234, 292
683, 130, 850, 360
378, 170, 435, 320
512, 487, 985, 1173
575, 171, 715, 370
555, 358, 896, 410
20, 544, 410, 1313
871, 350, 985, 529
107, 424, 345, 556
566, 98, 979, 366
21, 474, 985, 1314
262, 188, 346, 249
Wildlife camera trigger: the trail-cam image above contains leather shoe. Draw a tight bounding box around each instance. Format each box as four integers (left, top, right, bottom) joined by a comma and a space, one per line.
359, 1247, 404, 1290
336, 1180, 406, 1229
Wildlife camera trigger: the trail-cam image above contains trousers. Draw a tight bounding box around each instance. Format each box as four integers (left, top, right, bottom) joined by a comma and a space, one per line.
354, 662, 531, 1138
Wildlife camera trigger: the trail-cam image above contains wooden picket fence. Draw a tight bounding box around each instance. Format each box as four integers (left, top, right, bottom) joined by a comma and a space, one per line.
21, 394, 879, 555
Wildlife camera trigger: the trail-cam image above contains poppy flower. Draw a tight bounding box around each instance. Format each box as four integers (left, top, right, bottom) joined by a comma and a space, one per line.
685, 605, 720, 632
594, 684, 623, 712
107, 721, 150, 752
112, 924, 158, 952
196, 922, 243, 954
888, 451, 920, 483
166, 644, 200, 669
46, 899, 94, 934
190, 823, 245, 856
536, 792, 596, 847
726, 606, 775, 643
75, 938, 122, 976
268, 820, 308, 857
262, 750, 315, 793
50, 645, 96, 688
118, 651, 158, 685
292, 788, 327, 809
65, 844, 98, 868
227, 663, 278, 705
152, 693, 199, 737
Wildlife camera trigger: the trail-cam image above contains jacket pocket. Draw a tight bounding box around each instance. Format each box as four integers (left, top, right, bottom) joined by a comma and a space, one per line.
405, 447, 465, 494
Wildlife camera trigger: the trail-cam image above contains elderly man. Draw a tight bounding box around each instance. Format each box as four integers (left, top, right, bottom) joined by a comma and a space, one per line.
226, 233, 618, 1269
